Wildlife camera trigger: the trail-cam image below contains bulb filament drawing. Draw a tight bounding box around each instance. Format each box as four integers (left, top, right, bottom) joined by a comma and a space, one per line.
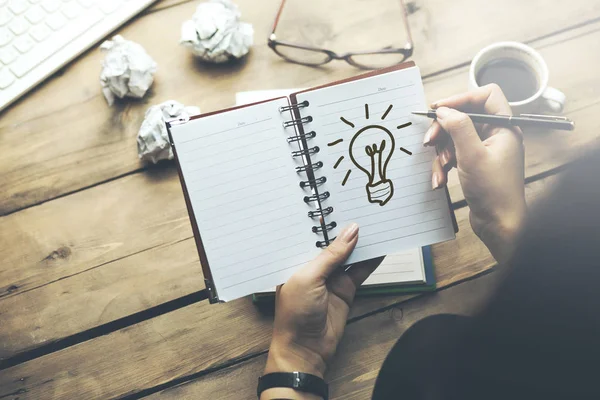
328, 103, 413, 206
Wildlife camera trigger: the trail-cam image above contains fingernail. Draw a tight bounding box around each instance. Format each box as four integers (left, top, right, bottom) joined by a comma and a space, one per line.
430, 101, 439, 109
432, 173, 440, 190
423, 127, 432, 146
339, 223, 359, 243
440, 151, 449, 166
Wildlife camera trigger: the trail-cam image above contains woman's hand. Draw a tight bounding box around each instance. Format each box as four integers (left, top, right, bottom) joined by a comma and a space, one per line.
262, 223, 380, 399
426, 84, 526, 263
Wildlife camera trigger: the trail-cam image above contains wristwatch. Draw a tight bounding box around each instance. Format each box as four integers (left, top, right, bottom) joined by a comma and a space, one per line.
257, 372, 328, 399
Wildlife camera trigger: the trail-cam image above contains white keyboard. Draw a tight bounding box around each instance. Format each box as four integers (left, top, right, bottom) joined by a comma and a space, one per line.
0, 0, 158, 112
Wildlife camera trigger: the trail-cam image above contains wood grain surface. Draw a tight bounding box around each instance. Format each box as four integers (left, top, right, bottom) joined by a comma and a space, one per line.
0, 173, 558, 399
1, 0, 598, 215
1, 17, 598, 363
1, 0, 598, 399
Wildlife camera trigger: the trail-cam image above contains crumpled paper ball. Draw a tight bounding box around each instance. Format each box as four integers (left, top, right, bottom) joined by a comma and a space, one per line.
180, 0, 254, 63
100, 35, 157, 106
137, 100, 201, 164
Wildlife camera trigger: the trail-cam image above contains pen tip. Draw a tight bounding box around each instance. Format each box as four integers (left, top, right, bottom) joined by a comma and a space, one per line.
411, 111, 429, 116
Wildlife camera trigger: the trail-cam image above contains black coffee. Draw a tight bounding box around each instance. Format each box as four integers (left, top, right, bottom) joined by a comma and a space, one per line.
476, 58, 539, 102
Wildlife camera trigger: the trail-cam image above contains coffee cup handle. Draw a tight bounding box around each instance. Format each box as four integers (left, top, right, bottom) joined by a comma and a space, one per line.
541, 87, 566, 113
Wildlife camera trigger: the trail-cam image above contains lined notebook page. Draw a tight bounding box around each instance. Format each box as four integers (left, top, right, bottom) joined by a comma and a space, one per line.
362, 248, 424, 285
170, 98, 319, 301
296, 66, 455, 267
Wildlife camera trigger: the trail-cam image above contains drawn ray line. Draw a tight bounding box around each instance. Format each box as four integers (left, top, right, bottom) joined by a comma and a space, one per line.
399, 147, 413, 155
365, 104, 369, 119
397, 122, 413, 129
327, 138, 344, 147
333, 156, 344, 169
340, 117, 355, 128
381, 104, 393, 120
342, 169, 352, 186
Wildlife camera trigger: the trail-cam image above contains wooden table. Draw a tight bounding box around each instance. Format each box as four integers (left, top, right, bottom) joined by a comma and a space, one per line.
1, 0, 599, 398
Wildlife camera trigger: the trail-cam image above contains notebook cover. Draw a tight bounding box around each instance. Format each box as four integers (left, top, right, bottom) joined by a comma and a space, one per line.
252, 246, 437, 303
166, 96, 289, 303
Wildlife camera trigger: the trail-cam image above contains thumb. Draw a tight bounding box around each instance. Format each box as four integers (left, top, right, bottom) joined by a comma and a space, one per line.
435, 107, 485, 159
305, 223, 359, 281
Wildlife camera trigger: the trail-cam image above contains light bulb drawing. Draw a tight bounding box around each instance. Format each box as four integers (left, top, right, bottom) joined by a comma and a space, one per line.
328, 103, 413, 206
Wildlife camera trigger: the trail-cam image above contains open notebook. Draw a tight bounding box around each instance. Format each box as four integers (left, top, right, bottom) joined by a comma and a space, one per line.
168, 62, 457, 303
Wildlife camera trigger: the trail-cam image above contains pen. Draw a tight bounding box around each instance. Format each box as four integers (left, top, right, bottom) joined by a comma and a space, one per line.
412, 110, 575, 131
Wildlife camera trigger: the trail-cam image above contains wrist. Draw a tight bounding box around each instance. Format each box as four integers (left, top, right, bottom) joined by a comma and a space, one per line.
473, 203, 526, 264
265, 338, 326, 378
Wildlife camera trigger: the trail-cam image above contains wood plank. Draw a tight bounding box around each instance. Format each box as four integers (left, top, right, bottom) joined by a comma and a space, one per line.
144, 273, 501, 400
0, 20, 595, 360
2, 0, 599, 214
0, 167, 191, 301
0, 174, 557, 399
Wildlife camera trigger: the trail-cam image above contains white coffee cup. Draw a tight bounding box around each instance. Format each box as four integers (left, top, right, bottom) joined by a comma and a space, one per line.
468, 42, 565, 115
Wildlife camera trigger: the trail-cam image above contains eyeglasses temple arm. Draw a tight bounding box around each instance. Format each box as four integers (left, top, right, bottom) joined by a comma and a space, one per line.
271, 0, 287, 36
399, 0, 414, 49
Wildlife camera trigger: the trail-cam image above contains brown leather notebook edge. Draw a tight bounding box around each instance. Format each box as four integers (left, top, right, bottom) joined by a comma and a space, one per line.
166, 96, 290, 303
291, 61, 416, 97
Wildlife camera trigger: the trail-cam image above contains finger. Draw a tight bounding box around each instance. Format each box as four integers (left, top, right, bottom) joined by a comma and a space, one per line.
432, 155, 447, 189
434, 107, 485, 160
438, 140, 456, 170
431, 84, 512, 115
423, 121, 444, 147
305, 223, 359, 281
346, 256, 384, 287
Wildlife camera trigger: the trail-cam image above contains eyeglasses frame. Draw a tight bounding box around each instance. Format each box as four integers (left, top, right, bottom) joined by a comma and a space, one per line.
268, 0, 414, 69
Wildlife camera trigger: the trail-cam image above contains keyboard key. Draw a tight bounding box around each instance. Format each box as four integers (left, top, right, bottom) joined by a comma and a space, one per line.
41, 0, 60, 12
62, 3, 83, 19
25, 5, 45, 24
8, 0, 29, 15
8, 16, 30, 35
0, 28, 13, 46
29, 22, 50, 41
10, 8, 102, 77
0, 66, 15, 88
45, 11, 66, 30
13, 34, 34, 52
0, 45, 18, 64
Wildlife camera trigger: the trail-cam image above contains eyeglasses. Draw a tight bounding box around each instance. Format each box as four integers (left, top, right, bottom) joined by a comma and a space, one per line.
268, 0, 414, 69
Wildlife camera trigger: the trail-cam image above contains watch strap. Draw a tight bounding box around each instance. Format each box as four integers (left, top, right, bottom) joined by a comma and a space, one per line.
257, 372, 328, 399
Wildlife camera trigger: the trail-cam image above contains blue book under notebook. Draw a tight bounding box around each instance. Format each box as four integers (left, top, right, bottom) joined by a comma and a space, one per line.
252, 246, 436, 303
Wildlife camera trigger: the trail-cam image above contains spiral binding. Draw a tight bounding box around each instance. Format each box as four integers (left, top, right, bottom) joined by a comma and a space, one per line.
281, 100, 335, 248
308, 206, 333, 218
283, 116, 313, 128
279, 100, 309, 112
288, 131, 316, 143
292, 146, 319, 157
312, 222, 337, 233
295, 161, 323, 173
300, 177, 326, 189
304, 192, 330, 203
